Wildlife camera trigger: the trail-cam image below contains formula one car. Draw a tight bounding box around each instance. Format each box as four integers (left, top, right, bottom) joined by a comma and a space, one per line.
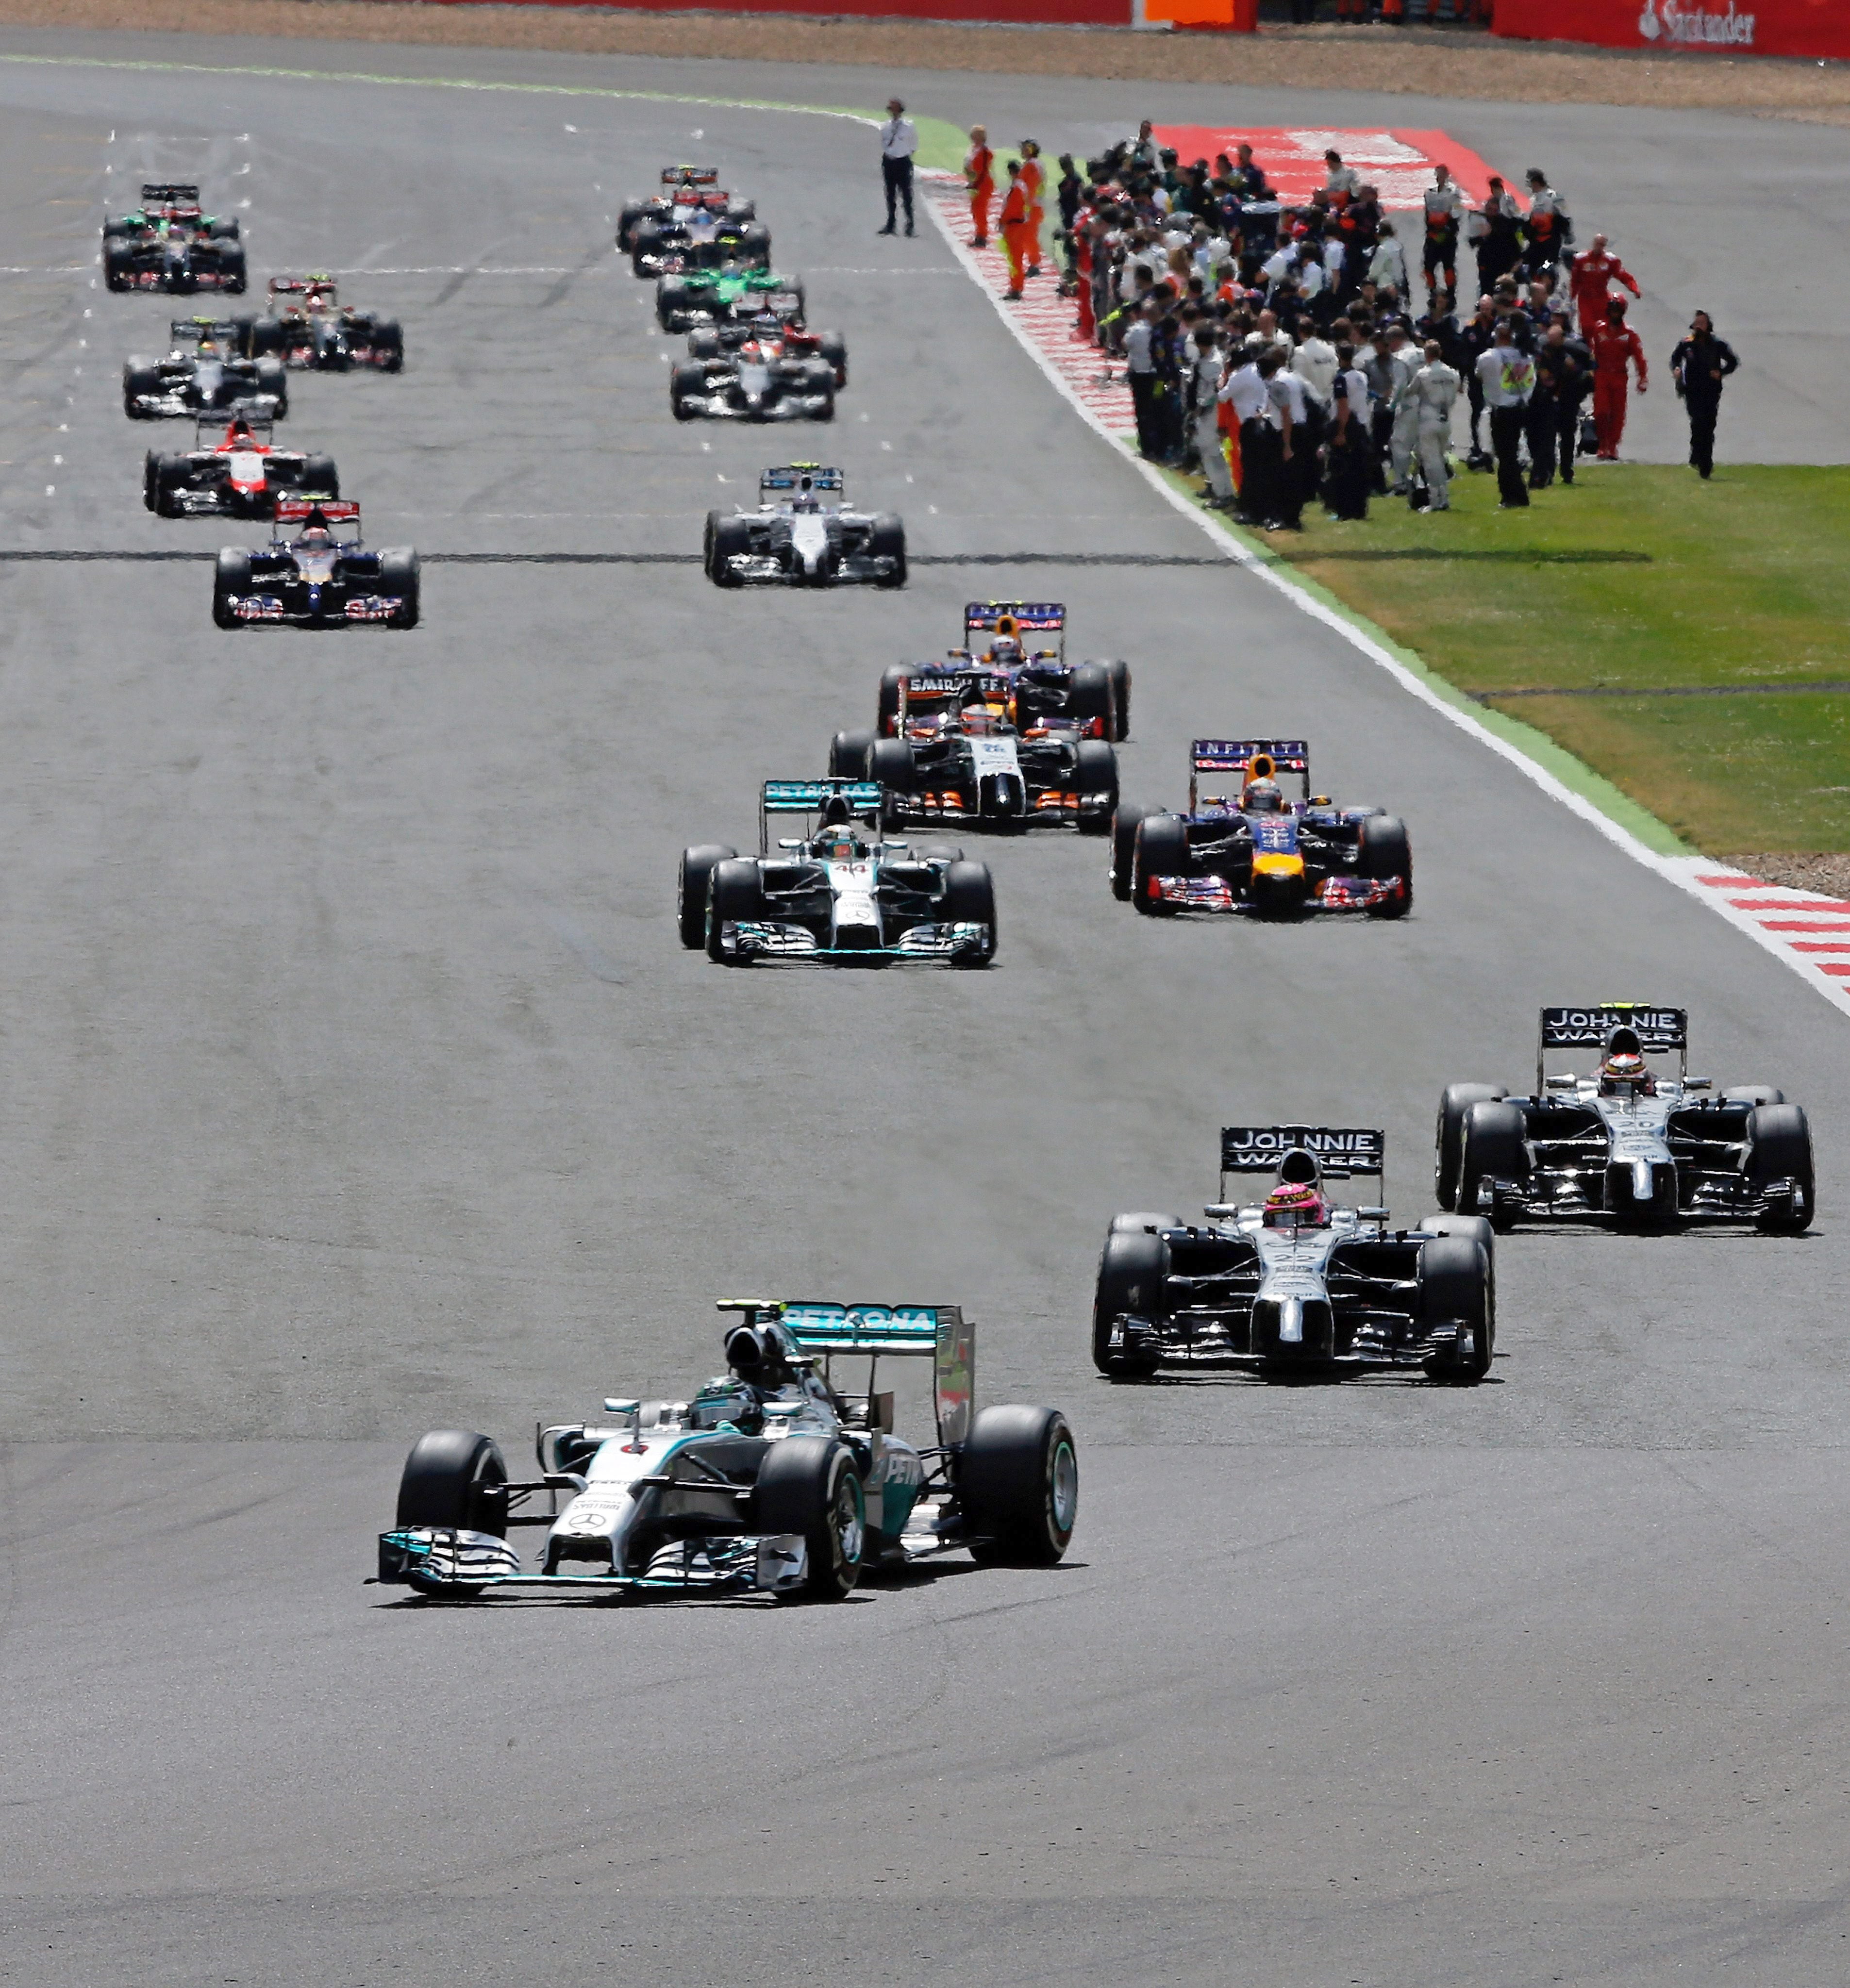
123, 319, 288, 421
627, 167, 769, 279
376, 1297, 1077, 1602
618, 164, 758, 256
1094, 1125, 1495, 1384
212, 499, 419, 630
657, 264, 801, 334
680, 779, 995, 967
237, 276, 403, 371
144, 411, 337, 518
1435, 1004, 1814, 1233
704, 465, 905, 589
691, 309, 846, 388
671, 319, 838, 423
877, 603, 1130, 743
1113, 740, 1411, 918
101, 183, 246, 293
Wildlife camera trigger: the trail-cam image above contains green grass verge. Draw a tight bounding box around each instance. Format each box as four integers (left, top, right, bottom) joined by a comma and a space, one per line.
1179, 460, 1850, 856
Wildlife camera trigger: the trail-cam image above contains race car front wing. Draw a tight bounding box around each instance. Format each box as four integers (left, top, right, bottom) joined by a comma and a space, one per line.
716, 918, 990, 962
1143, 873, 1406, 913
377, 1524, 811, 1597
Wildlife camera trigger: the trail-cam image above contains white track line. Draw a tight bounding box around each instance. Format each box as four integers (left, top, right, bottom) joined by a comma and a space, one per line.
920, 177, 1850, 1023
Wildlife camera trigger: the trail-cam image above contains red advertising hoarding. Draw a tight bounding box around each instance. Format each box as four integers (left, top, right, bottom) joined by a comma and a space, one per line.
418, 0, 1133, 17
1494, 0, 1850, 60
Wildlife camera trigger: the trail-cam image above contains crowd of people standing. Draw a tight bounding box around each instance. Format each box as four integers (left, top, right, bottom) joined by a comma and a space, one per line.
958, 125, 1740, 525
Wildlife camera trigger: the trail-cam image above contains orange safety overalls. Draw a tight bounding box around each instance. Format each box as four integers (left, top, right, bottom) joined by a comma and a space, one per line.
1020, 154, 1045, 274
999, 177, 1030, 295
966, 144, 994, 247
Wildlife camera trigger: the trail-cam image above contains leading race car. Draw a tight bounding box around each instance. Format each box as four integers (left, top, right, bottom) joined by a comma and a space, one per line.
1436, 1004, 1815, 1233
101, 183, 246, 294
704, 465, 905, 589
123, 318, 288, 421
375, 1298, 1077, 1602
680, 778, 996, 967
618, 164, 758, 256
1112, 740, 1411, 919
627, 166, 769, 279
237, 275, 404, 372
212, 498, 419, 630
1094, 1125, 1495, 1384
144, 411, 337, 518
658, 264, 805, 335
671, 317, 838, 423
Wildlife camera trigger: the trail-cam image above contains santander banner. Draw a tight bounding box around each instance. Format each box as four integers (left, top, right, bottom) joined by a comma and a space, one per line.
1494, 0, 1850, 60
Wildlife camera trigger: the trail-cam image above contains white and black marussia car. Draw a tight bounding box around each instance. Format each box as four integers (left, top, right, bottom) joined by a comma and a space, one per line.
1095, 1125, 1495, 1384
144, 411, 336, 519
679, 779, 996, 967
1436, 1004, 1814, 1232
704, 464, 904, 588
376, 1300, 1078, 1602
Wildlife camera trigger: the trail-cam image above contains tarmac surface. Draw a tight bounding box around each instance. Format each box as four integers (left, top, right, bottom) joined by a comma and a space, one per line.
0, 33, 1847, 1987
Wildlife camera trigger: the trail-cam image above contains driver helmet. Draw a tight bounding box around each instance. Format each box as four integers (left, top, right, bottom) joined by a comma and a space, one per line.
959, 702, 999, 735
814, 823, 866, 861
1599, 1025, 1651, 1094
1263, 1180, 1327, 1228
1243, 777, 1284, 813
228, 413, 253, 441
300, 523, 332, 549
988, 634, 1023, 667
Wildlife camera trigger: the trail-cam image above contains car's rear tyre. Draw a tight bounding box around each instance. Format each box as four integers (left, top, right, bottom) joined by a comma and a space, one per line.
1131, 812, 1188, 916
738, 222, 771, 265
1435, 1082, 1507, 1209
396, 1430, 508, 1537
1457, 1100, 1529, 1230
217, 245, 246, 293
1416, 1213, 1497, 1322
616, 200, 650, 251
1074, 739, 1118, 833
869, 513, 906, 589
811, 385, 836, 422
654, 275, 686, 324
373, 319, 404, 372
670, 362, 706, 419
208, 216, 240, 242
1418, 1235, 1493, 1383
300, 453, 339, 500
817, 331, 848, 387
1110, 803, 1150, 901
941, 860, 996, 966
960, 1407, 1077, 1566
709, 516, 750, 588
380, 550, 420, 630
867, 735, 915, 800
687, 327, 721, 360
1093, 1226, 1167, 1376
677, 844, 736, 949
876, 665, 908, 735
1105, 659, 1132, 739
245, 314, 285, 358
123, 363, 162, 416
706, 857, 764, 963
1723, 1085, 1786, 1108
1358, 813, 1413, 918
1748, 1102, 1815, 1234
752, 1436, 863, 1600
829, 729, 873, 780
1068, 661, 1116, 738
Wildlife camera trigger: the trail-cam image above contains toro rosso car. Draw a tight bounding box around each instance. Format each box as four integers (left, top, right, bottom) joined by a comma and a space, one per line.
627, 168, 769, 278
212, 499, 419, 630
1095, 1125, 1495, 1384
658, 265, 804, 335
375, 1298, 1077, 1603
1436, 1004, 1814, 1233
680, 779, 995, 967
619, 164, 759, 256
1113, 740, 1411, 918
672, 317, 838, 423
124, 319, 288, 421
102, 183, 245, 294
144, 412, 337, 518
705, 465, 905, 589
239, 276, 403, 372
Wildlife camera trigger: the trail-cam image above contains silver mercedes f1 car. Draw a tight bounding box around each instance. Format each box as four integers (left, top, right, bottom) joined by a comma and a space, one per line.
376, 1300, 1077, 1602
1436, 1004, 1814, 1232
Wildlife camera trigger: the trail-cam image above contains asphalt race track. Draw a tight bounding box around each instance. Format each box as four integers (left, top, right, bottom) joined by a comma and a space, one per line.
1, 35, 1848, 1988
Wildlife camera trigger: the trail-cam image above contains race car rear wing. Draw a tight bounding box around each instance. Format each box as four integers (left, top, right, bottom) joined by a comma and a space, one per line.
268, 273, 335, 300
721, 1299, 974, 1448
1219, 1124, 1385, 1193
964, 600, 1065, 660
1190, 739, 1311, 812
197, 408, 275, 445
1537, 1004, 1688, 1089
663, 165, 720, 186
141, 182, 201, 209
760, 463, 843, 498
897, 668, 1012, 727
170, 317, 240, 347
275, 497, 360, 523
759, 779, 882, 851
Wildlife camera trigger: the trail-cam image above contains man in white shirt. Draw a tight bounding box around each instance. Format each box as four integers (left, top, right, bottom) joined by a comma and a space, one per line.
1219, 345, 1271, 522
1368, 229, 1408, 300
1293, 327, 1338, 409
1422, 165, 1465, 305
1408, 340, 1461, 510
1384, 324, 1422, 493
1475, 319, 1537, 508
878, 99, 917, 237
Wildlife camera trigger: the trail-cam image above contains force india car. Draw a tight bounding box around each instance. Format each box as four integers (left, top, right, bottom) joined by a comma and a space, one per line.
212, 498, 419, 630
376, 1298, 1077, 1602
102, 183, 246, 293
1436, 1004, 1814, 1233
1094, 1125, 1495, 1384
123, 320, 288, 421
657, 263, 801, 334
619, 164, 759, 255
672, 319, 838, 423
705, 464, 905, 589
144, 413, 337, 518
237, 276, 404, 371
680, 778, 996, 967
1113, 740, 1411, 918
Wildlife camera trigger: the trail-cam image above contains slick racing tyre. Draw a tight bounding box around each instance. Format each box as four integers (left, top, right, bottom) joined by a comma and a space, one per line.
245, 315, 285, 358
616, 200, 650, 251
122, 363, 162, 417
1434, 1083, 1507, 1209
253, 356, 288, 415
1130, 812, 1188, 916
940, 861, 996, 967
1068, 662, 1116, 739
1074, 740, 1118, 834
1418, 1235, 1493, 1383
867, 735, 915, 796
828, 730, 873, 780
1358, 813, 1412, 917
212, 548, 252, 630
144, 451, 178, 514
708, 516, 750, 588
677, 844, 736, 949
380, 551, 420, 630
1093, 1226, 1166, 1377
103, 242, 133, 291
208, 216, 241, 241
1748, 1103, 1814, 1234
868, 514, 906, 589
217, 244, 247, 294
670, 363, 707, 420
1416, 1213, 1497, 1320
1110, 803, 1150, 901
300, 454, 339, 501
372, 319, 405, 372
876, 665, 907, 735
752, 1436, 863, 1601
687, 328, 721, 361
817, 331, 848, 388
396, 1429, 509, 1537
959, 1407, 1078, 1567
1457, 1100, 1529, 1230
654, 274, 688, 324
1105, 659, 1132, 739
706, 857, 765, 963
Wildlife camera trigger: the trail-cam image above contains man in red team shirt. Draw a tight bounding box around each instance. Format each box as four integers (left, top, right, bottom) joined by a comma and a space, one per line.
1568, 233, 1641, 339
1589, 294, 1648, 460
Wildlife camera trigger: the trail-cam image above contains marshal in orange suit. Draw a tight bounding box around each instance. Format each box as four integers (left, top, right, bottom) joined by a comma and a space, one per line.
965, 126, 994, 248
